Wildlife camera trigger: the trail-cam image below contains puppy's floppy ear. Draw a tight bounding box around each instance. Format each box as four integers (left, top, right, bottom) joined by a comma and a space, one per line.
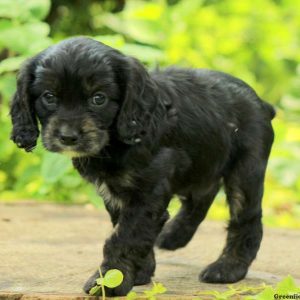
116, 56, 158, 145
10, 58, 39, 152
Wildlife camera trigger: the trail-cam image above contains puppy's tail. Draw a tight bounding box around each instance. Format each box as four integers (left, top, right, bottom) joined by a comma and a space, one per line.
261, 101, 276, 120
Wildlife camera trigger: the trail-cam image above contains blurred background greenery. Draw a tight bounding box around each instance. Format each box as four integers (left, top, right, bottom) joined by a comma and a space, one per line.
0, 0, 299, 228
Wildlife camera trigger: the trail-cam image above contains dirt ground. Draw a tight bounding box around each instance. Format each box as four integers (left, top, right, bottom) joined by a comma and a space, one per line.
0, 202, 299, 299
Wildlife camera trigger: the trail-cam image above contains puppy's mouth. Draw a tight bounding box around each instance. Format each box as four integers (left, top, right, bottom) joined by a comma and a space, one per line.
42, 116, 109, 157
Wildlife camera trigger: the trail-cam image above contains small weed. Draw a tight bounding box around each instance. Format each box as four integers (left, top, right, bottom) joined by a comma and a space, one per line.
197, 275, 300, 300
89, 268, 124, 298
88, 268, 167, 299
197, 283, 268, 299
127, 281, 167, 300
88, 269, 299, 300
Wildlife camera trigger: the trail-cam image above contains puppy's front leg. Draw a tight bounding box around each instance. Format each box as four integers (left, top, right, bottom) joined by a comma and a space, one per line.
84, 179, 171, 296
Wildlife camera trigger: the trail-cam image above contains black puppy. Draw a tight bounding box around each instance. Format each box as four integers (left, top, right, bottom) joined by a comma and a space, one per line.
10, 37, 275, 296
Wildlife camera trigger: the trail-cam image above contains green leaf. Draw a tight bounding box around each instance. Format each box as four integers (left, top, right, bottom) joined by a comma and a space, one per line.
41, 153, 72, 183
0, 22, 51, 55
198, 283, 270, 299
152, 282, 167, 294
121, 44, 164, 63
96, 277, 104, 285
89, 285, 101, 296
0, 0, 50, 21
198, 290, 221, 297
0, 74, 16, 102
218, 289, 238, 299
256, 286, 275, 300
93, 35, 164, 63
0, 56, 27, 75
0, 19, 11, 32
93, 34, 125, 48
103, 269, 124, 288
60, 174, 82, 188
25, 0, 51, 20
276, 275, 300, 293
143, 290, 154, 297
0, 0, 20, 19
126, 291, 138, 300
103, 14, 162, 45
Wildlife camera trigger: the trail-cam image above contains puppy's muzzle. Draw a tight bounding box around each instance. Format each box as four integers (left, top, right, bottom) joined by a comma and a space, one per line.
58, 126, 80, 146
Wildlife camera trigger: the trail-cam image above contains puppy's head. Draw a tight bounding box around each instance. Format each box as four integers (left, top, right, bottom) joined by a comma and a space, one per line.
10, 37, 156, 157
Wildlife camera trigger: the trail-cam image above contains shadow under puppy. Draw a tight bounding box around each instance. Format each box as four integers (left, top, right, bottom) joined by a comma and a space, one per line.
10, 37, 275, 296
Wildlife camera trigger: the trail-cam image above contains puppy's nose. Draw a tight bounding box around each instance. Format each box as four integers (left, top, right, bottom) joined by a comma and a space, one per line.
58, 129, 79, 146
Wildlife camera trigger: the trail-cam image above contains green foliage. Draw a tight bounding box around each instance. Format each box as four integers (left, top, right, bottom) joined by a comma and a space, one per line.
0, 0, 100, 204
88, 273, 298, 300
143, 282, 167, 299
87, 267, 167, 299
126, 281, 167, 300
197, 283, 267, 299
0, 0, 299, 228
99, 269, 124, 289
41, 152, 72, 184
89, 268, 124, 298
0, 0, 50, 21
197, 275, 300, 300
0, 0, 51, 58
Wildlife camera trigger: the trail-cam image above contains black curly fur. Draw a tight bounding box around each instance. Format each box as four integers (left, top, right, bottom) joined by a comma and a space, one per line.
10, 37, 275, 296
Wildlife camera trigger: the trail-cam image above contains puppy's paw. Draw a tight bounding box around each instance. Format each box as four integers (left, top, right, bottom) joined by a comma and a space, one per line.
156, 221, 194, 250
83, 270, 100, 295
134, 271, 152, 286
134, 262, 154, 286
133, 249, 155, 286
11, 127, 38, 152
83, 269, 134, 296
200, 257, 248, 283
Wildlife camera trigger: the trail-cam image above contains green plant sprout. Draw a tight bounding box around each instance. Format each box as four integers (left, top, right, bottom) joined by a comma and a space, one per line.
197, 283, 268, 299
127, 281, 167, 300
88, 268, 167, 300
89, 268, 124, 298
89, 270, 299, 300
197, 275, 300, 300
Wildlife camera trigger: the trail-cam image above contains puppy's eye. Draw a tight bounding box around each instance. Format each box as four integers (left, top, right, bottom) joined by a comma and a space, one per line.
42, 91, 58, 109
90, 92, 108, 107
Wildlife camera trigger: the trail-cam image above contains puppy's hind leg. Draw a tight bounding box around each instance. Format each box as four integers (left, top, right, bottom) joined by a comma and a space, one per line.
200, 150, 272, 283
156, 183, 220, 250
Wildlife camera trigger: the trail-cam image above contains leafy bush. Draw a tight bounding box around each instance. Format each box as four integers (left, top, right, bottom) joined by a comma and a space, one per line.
0, 0, 92, 204
0, 0, 299, 227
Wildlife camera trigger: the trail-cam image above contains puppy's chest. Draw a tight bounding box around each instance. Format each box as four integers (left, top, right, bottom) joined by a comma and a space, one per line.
95, 173, 136, 209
